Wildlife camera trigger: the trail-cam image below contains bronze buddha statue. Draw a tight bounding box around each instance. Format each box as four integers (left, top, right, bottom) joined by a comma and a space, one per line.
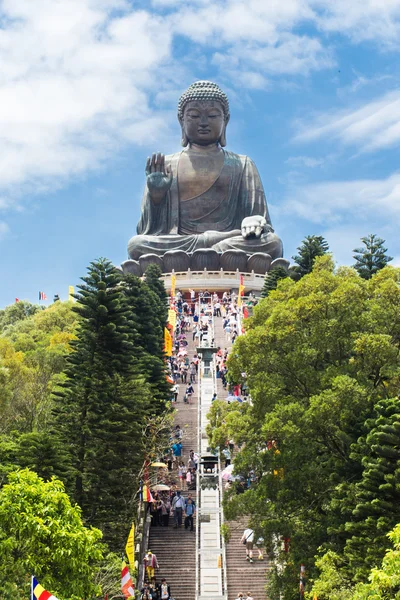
123, 81, 287, 274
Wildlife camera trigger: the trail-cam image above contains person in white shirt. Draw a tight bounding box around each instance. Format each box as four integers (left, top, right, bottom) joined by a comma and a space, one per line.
240, 527, 254, 563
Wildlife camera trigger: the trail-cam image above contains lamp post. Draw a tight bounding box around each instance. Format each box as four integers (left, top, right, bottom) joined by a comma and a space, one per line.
196, 345, 218, 378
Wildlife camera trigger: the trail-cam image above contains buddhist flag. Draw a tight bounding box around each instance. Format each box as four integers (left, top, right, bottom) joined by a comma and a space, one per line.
238, 274, 245, 307
168, 308, 177, 328
142, 483, 153, 503
125, 523, 135, 571
170, 273, 176, 298
68, 285, 75, 302
15, 298, 20, 303
164, 327, 173, 357
121, 561, 135, 599
31, 576, 60, 600
39, 291, 47, 301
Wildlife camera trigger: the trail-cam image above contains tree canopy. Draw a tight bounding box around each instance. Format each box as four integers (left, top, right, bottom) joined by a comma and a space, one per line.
353, 234, 393, 279
212, 257, 400, 599
290, 234, 329, 279
0, 469, 104, 600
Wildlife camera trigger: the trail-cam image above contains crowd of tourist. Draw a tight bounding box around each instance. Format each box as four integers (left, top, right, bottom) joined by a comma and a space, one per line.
140, 288, 262, 599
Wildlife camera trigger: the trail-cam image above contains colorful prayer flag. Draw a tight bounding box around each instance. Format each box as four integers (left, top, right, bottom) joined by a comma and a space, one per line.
238, 274, 245, 307
31, 576, 60, 600
38, 291, 47, 301
142, 483, 153, 503
168, 308, 177, 329
15, 298, 19, 303
164, 327, 173, 356
125, 523, 135, 572
121, 561, 135, 598
68, 285, 75, 302
170, 274, 176, 298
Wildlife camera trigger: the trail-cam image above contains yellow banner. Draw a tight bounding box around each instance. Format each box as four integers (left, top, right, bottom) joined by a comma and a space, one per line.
125, 523, 135, 571
164, 327, 173, 356
170, 274, 176, 298
168, 308, 176, 328
68, 285, 75, 302
238, 275, 245, 307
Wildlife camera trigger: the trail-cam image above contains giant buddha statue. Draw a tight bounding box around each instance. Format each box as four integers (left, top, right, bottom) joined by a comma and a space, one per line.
122, 81, 287, 275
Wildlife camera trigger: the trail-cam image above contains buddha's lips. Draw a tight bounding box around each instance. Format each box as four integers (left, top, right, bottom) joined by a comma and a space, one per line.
198, 129, 211, 133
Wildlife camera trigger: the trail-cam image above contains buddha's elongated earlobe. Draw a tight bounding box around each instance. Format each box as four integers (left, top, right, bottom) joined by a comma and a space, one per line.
181, 129, 189, 147
219, 124, 227, 147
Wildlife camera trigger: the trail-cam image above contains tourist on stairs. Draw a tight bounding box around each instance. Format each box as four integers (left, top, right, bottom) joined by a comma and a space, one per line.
240, 527, 255, 563
157, 578, 171, 600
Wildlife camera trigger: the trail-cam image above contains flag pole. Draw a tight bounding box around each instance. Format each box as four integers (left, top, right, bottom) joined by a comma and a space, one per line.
31, 575, 34, 600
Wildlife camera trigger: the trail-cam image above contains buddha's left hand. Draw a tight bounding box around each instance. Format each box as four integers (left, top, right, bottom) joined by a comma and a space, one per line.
241, 216, 268, 239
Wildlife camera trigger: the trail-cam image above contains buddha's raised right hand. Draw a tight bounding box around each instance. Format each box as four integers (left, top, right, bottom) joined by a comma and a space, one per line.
146, 153, 173, 203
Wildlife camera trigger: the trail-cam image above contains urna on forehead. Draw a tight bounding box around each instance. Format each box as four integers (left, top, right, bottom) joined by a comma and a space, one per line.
177, 80, 230, 120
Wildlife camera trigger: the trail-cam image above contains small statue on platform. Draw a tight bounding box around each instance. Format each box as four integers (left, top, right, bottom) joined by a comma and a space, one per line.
123, 81, 287, 274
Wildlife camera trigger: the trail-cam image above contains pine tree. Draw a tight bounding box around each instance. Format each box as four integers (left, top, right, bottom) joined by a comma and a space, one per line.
291, 235, 329, 279
52, 258, 151, 546
122, 274, 170, 412
143, 263, 168, 330
353, 234, 393, 280
343, 397, 400, 580
261, 267, 288, 297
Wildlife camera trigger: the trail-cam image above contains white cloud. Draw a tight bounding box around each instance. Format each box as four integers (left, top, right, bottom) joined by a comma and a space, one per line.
1, 0, 400, 209
0, 222, 10, 240
282, 173, 400, 225
0, 0, 174, 200
286, 155, 325, 168
294, 90, 400, 152
311, 0, 400, 47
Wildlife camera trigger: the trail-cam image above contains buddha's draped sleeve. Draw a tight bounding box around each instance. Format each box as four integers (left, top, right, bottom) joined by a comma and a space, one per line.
136, 153, 181, 235
238, 155, 273, 227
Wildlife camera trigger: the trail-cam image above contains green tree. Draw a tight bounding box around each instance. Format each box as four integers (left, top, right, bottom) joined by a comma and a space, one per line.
342, 397, 400, 581
353, 234, 393, 280
52, 259, 153, 546
0, 469, 104, 600
143, 263, 168, 329
0, 300, 42, 332
291, 235, 329, 279
351, 523, 400, 600
219, 258, 400, 598
0, 301, 77, 434
123, 273, 170, 410
261, 266, 289, 297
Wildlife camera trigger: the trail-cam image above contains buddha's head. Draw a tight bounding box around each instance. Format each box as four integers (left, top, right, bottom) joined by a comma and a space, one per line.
178, 81, 230, 147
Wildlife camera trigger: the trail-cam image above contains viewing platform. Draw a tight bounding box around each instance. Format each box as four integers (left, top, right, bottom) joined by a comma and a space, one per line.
161, 268, 266, 293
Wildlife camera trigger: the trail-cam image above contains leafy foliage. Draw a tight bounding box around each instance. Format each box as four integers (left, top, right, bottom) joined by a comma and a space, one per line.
0, 469, 104, 600
261, 266, 289, 297
353, 234, 393, 280
290, 234, 329, 279
216, 257, 400, 598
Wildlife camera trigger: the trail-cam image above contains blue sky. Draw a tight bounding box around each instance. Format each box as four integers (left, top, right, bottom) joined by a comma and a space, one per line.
1, 0, 400, 307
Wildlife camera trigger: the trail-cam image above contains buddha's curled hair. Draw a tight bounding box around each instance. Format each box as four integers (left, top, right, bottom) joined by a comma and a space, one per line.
178, 81, 230, 121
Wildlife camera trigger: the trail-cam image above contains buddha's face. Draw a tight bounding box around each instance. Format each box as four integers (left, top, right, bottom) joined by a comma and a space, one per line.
182, 100, 227, 145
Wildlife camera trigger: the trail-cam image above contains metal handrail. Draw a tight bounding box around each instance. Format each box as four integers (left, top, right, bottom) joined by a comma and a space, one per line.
195, 339, 202, 600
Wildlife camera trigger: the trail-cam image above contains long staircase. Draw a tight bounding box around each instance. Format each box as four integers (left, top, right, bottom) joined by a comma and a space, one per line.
147, 323, 198, 600
146, 297, 270, 600
213, 312, 271, 600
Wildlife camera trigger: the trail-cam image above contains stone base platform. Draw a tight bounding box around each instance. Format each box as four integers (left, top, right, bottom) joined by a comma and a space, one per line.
122, 249, 290, 278
160, 268, 267, 294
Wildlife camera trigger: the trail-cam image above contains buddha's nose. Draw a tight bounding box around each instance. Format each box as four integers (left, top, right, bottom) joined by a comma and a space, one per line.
199, 115, 208, 126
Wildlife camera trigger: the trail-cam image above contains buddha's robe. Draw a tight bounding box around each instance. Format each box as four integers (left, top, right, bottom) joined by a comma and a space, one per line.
128, 150, 283, 259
